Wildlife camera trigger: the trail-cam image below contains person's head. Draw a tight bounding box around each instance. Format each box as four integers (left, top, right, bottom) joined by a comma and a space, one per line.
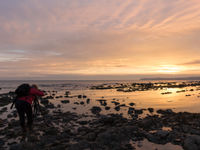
32, 84, 38, 89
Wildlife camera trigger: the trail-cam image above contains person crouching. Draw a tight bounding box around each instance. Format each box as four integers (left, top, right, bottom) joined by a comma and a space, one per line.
15, 83, 44, 132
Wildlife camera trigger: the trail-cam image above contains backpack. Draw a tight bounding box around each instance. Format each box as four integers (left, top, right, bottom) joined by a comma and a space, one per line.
10, 84, 31, 109
15, 83, 31, 98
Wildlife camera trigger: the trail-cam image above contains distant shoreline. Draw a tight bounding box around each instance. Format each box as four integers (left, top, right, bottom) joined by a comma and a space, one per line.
141, 77, 200, 81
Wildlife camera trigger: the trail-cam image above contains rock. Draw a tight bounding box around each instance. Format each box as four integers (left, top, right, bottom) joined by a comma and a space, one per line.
78, 126, 90, 133
61, 100, 70, 104
85, 132, 96, 141
97, 99, 107, 106
78, 95, 82, 99
111, 101, 120, 106
157, 109, 173, 114
128, 107, 135, 114
114, 106, 120, 111
0, 107, 7, 114
74, 102, 79, 105
44, 96, 54, 99
45, 103, 55, 109
105, 106, 110, 110
0, 95, 12, 107
0, 139, 4, 145
80, 101, 84, 105
78, 121, 88, 125
65, 91, 70, 97
145, 133, 160, 143
68, 140, 90, 150
135, 109, 143, 114
86, 99, 90, 104
129, 103, 135, 106
40, 99, 49, 105
45, 127, 59, 135
91, 106, 102, 114
156, 130, 169, 138
96, 127, 129, 149
184, 135, 200, 150
7, 114, 13, 118
119, 104, 126, 107
148, 108, 154, 113
139, 118, 154, 129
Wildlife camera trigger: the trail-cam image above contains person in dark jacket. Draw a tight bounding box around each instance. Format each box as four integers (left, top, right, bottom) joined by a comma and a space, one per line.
15, 84, 44, 132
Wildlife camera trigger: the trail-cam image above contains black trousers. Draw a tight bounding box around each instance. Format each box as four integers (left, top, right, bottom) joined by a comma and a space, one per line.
15, 100, 33, 128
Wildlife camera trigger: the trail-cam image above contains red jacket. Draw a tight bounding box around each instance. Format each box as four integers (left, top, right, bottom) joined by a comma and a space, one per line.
18, 87, 44, 104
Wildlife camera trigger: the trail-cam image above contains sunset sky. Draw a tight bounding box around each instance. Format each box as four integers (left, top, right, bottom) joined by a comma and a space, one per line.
0, 0, 200, 80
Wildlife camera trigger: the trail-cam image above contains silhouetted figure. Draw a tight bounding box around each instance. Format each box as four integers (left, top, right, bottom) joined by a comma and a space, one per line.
15, 84, 44, 132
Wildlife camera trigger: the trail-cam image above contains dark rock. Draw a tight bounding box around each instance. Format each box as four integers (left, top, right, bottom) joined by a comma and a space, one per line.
129, 103, 135, 106
145, 133, 161, 143
45, 127, 59, 135
0, 139, 4, 145
78, 95, 82, 98
138, 117, 158, 129
128, 107, 135, 114
148, 108, 154, 113
40, 99, 49, 105
86, 99, 90, 104
119, 104, 126, 107
114, 106, 120, 111
135, 109, 143, 114
156, 130, 169, 138
0, 107, 7, 114
65, 91, 70, 97
68, 140, 90, 150
45, 103, 55, 109
74, 102, 79, 105
184, 135, 200, 150
7, 114, 13, 118
44, 96, 54, 99
157, 109, 173, 115
111, 101, 120, 106
96, 127, 129, 149
97, 99, 107, 106
105, 106, 110, 110
61, 100, 70, 104
85, 132, 96, 141
78, 126, 90, 133
91, 106, 102, 114
80, 101, 84, 105
78, 121, 88, 125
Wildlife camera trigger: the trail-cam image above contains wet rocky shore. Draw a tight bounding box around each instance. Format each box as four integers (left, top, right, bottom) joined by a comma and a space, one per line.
91, 81, 200, 93
0, 85, 200, 150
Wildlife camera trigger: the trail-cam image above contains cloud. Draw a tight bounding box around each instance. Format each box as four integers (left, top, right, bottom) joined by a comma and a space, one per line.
0, 0, 200, 79
181, 60, 200, 65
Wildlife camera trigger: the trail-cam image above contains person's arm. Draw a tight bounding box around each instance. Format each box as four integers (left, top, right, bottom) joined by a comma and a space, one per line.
30, 88, 44, 97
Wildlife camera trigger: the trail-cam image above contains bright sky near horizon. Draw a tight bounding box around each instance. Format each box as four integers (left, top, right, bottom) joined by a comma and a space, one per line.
0, 0, 200, 79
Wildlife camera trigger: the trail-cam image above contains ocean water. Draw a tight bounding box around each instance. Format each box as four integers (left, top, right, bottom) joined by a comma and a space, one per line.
0, 80, 132, 93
